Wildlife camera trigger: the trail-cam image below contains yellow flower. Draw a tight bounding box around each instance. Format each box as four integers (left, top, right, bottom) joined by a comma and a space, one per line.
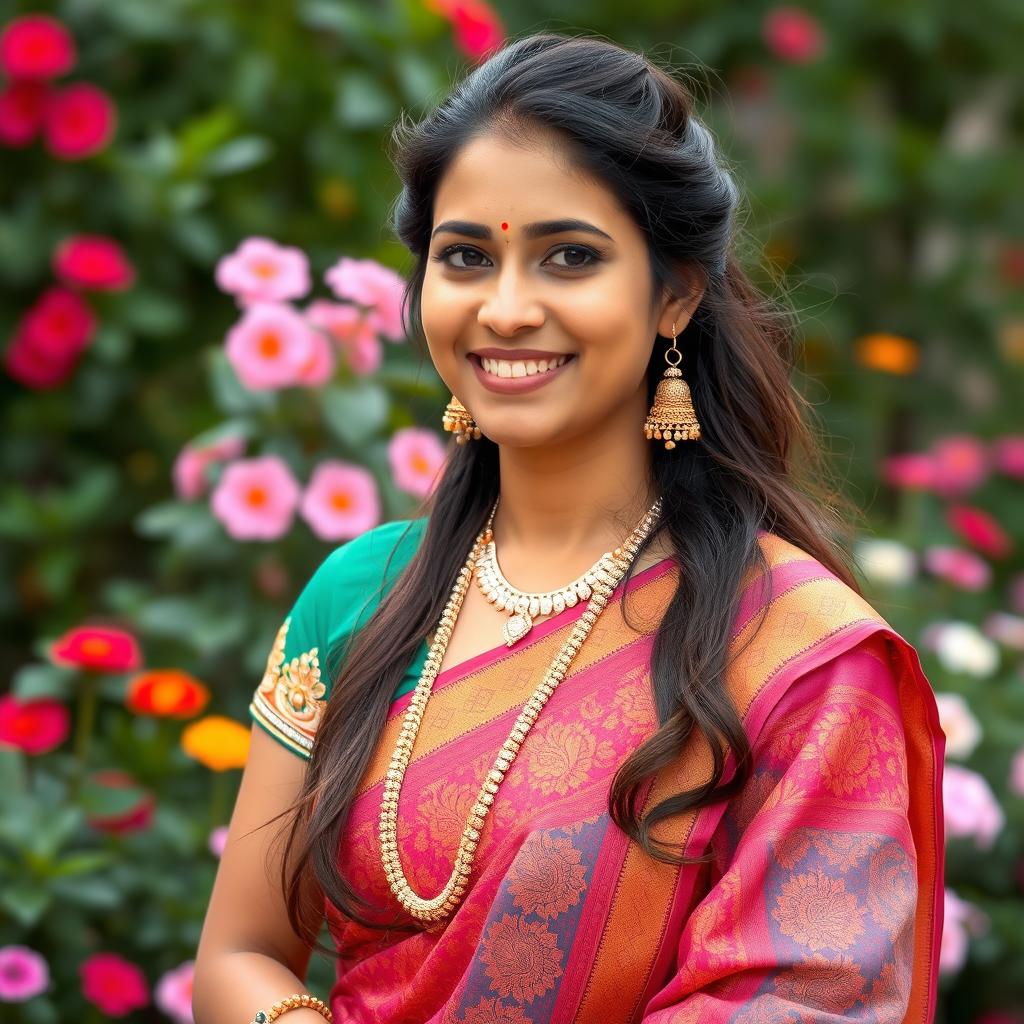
181, 715, 250, 771
853, 333, 919, 375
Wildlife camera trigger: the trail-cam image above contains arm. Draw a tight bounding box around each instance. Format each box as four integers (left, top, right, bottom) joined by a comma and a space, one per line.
641, 635, 920, 1022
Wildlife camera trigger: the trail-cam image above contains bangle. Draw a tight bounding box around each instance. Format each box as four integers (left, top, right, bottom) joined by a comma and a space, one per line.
252, 994, 333, 1023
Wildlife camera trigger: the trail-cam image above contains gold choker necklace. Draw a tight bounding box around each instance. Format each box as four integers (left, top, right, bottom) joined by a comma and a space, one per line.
378, 496, 663, 927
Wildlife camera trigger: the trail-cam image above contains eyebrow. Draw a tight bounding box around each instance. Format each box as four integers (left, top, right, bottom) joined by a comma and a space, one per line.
430, 218, 614, 242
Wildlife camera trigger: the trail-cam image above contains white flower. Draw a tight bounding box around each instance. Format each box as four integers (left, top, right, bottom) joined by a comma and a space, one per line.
933, 621, 1000, 677
856, 538, 918, 586
983, 611, 1024, 651
934, 693, 983, 759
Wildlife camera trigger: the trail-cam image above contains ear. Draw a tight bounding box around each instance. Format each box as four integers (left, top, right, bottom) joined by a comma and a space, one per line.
656, 266, 706, 339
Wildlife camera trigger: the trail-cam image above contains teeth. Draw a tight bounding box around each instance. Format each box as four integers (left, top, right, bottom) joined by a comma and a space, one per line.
480, 355, 570, 377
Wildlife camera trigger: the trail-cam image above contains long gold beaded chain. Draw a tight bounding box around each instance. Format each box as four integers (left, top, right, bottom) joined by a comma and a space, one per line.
378, 496, 663, 928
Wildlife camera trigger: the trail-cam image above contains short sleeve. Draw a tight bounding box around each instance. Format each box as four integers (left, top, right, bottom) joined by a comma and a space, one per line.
248, 517, 427, 759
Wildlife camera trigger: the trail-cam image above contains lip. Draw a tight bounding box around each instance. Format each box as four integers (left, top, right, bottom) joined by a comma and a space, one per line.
468, 351, 577, 395
470, 348, 574, 361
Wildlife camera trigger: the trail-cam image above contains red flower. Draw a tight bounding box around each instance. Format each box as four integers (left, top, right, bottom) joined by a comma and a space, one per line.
424, 0, 504, 60
882, 453, 936, 490
42, 81, 116, 160
0, 14, 76, 80
83, 770, 155, 835
80, 952, 149, 1016
3, 325, 78, 389
763, 6, 826, 64
0, 694, 71, 755
0, 79, 50, 146
125, 669, 210, 718
21, 285, 96, 360
947, 505, 1014, 560
54, 235, 135, 291
48, 625, 142, 673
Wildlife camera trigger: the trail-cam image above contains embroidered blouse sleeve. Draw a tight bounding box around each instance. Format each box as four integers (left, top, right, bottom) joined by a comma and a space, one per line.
641, 633, 920, 1022
248, 545, 346, 760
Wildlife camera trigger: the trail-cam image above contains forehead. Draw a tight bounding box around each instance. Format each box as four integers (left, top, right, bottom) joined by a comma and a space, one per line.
433, 131, 630, 231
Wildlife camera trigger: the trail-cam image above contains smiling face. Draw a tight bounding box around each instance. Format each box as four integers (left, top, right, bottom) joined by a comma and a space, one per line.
421, 129, 698, 450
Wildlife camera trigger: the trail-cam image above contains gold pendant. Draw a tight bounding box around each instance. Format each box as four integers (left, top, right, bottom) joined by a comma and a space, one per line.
502, 612, 533, 647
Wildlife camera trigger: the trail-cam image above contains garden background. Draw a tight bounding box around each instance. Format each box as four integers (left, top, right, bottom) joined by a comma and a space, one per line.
1, 0, 1022, 1021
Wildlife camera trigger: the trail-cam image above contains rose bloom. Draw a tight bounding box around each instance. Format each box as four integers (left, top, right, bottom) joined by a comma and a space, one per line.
53, 235, 135, 291
943, 763, 1004, 849
0, 14, 76, 79
930, 434, 990, 496
324, 256, 407, 341
992, 435, 1024, 479
80, 952, 148, 1017
154, 960, 195, 1024
923, 545, 991, 591
215, 236, 310, 305
42, 81, 116, 160
0, 79, 50, 146
305, 299, 383, 377
299, 461, 380, 540
224, 302, 317, 391
19, 285, 96, 361
934, 692, 982, 759
48, 624, 142, 672
0, 944, 50, 1001
4, 324, 78, 389
209, 455, 301, 541
946, 504, 1013, 560
763, 6, 826, 63
0, 694, 70, 755
387, 426, 447, 499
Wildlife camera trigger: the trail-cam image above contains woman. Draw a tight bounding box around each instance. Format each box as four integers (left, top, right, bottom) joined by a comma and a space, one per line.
193, 32, 945, 1024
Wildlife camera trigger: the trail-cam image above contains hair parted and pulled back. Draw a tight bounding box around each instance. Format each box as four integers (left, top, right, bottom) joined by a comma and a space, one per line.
267, 31, 863, 952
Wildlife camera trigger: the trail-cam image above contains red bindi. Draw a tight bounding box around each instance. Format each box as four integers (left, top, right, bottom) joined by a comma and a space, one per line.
500, 222, 509, 231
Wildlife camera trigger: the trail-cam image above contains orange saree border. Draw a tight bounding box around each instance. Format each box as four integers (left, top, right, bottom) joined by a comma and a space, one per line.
566, 533, 943, 1024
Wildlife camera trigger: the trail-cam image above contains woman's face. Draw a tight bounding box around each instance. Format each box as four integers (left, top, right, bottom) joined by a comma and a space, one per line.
421, 130, 700, 450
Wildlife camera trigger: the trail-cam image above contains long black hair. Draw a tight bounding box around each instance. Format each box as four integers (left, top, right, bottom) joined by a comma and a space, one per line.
271, 31, 862, 952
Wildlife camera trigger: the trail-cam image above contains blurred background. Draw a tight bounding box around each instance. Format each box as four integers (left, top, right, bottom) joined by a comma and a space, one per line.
0, 1, 1021, 1021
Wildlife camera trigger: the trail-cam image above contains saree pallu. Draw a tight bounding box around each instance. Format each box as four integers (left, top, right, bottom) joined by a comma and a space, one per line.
325, 532, 945, 1023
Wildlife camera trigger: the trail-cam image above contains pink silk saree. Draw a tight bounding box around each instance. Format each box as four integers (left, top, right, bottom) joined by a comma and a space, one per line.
324, 531, 945, 1023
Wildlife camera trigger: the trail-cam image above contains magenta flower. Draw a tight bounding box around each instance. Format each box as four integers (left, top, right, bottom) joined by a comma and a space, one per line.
208, 824, 229, 857
1010, 573, 1024, 616
923, 545, 992, 591
943, 764, 1004, 850
154, 960, 195, 1024
324, 256, 406, 341
21, 285, 96, 360
449, 0, 505, 61
0, 944, 50, 1001
172, 433, 246, 501
946, 504, 1013, 559
0, 695, 71, 755
4, 323, 77, 389
763, 6, 826, 64
0, 79, 49, 146
42, 81, 116, 160
225, 302, 317, 391
300, 461, 380, 541
1010, 747, 1024, 797
930, 434, 990, 496
306, 299, 383, 376
0, 14, 76, 79
881, 453, 936, 490
294, 324, 336, 387
53, 235, 135, 291
387, 426, 447, 499
210, 455, 301, 541
940, 888, 987, 976
80, 952, 148, 1017
215, 236, 310, 304
993, 435, 1024, 479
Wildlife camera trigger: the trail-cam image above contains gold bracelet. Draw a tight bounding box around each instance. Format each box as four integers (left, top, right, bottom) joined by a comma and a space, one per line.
251, 993, 333, 1023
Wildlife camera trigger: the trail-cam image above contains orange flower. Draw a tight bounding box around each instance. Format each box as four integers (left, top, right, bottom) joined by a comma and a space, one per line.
48, 624, 142, 672
181, 715, 250, 771
853, 333, 919, 375
126, 669, 210, 718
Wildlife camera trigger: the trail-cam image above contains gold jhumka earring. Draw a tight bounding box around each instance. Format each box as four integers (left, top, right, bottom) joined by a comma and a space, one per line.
441, 394, 481, 444
643, 319, 701, 449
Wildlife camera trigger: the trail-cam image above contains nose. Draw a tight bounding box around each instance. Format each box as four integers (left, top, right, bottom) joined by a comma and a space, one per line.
476, 261, 545, 337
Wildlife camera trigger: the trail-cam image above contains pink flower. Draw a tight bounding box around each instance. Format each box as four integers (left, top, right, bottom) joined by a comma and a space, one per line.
306, 299, 383, 376
208, 825, 229, 857
53, 235, 135, 291
992, 435, 1024, 479
984, 612, 1024, 651
930, 434, 990, 496
48, 624, 142, 672
947, 504, 1013, 559
324, 257, 406, 341
923, 546, 992, 591
387, 426, 447, 499
451, 0, 505, 60
210, 455, 301, 541
763, 6, 826, 63
0, 944, 50, 1001
21, 285, 96, 360
215, 237, 311, 304
225, 302, 317, 391
934, 692, 982, 759
0, 695, 71, 755
940, 888, 987, 976
172, 433, 246, 501
943, 763, 1004, 849
294, 324, 336, 386
882, 453, 936, 490
299, 461, 380, 541
154, 960, 195, 1024
1010, 747, 1024, 797
80, 952, 148, 1017
4, 325, 77, 388
42, 81, 116, 159
0, 15, 76, 79
1010, 573, 1024, 616
0, 79, 49, 146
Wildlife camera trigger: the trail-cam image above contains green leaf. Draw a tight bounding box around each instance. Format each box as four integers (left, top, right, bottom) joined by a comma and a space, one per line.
204, 136, 274, 177
321, 382, 390, 446
208, 348, 279, 414
12, 663, 76, 701
32, 806, 85, 860
333, 71, 396, 129
51, 851, 116, 878
0, 882, 52, 927
51, 874, 122, 909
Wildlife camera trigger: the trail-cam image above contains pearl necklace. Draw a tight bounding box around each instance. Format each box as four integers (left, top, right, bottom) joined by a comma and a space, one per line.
378, 496, 663, 928
474, 498, 623, 648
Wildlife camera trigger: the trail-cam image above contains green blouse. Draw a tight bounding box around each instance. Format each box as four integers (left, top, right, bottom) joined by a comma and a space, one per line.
248, 517, 430, 759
